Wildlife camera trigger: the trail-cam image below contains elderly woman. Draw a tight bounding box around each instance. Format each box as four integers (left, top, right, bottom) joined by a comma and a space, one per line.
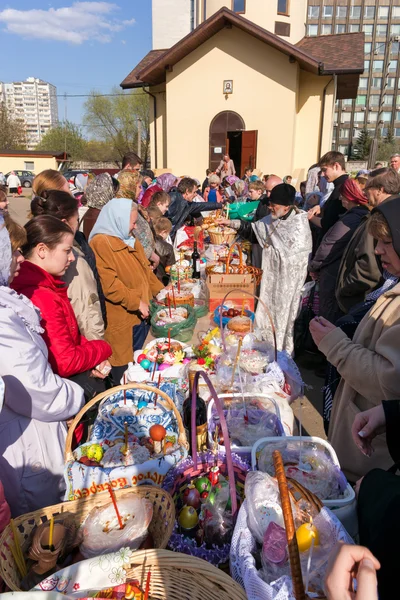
309, 178, 370, 323
89, 198, 164, 383
82, 173, 119, 239
310, 196, 400, 482
141, 172, 178, 208
116, 171, 159, 269
203, 174, 224, 202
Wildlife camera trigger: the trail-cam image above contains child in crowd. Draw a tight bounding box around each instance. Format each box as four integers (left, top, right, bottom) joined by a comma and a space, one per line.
204, 174, 224, 202
153, 216, 176, 285
148, 191, 171, 215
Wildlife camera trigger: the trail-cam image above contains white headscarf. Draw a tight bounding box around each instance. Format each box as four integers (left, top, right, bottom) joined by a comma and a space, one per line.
0, 214, 12, 287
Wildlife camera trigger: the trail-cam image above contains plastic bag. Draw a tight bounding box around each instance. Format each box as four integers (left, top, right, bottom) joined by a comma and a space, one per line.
201, 475, 234, 547
244, 471, 288, 544
228, 201, 260, 221
226, 408, 283, 447
150, 303, 197, 343
257, 440, 348, 501
80, 495, 153, 558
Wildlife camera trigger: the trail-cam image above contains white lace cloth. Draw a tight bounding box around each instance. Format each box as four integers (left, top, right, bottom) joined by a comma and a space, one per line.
230, 500, 353, 600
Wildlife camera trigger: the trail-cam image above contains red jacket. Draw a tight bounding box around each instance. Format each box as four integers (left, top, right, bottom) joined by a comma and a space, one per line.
11, 261, 111, 378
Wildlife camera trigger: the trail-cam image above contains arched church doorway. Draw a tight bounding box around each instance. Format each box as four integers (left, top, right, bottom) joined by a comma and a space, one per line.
209, 111, 257, 176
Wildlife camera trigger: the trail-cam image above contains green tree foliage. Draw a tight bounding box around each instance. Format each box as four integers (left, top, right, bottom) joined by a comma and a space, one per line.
0, 103, 27, 151
83, 88, 150, 164
351, 127, 372, 160
36, 121, 87, 160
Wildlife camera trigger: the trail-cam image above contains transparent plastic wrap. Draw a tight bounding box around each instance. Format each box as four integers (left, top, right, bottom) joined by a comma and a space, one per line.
201, 475, 234, 547
226, 408, 283, 447
257, 440, 348, 501
150, 304, 197, 343
79, 495, 153, 558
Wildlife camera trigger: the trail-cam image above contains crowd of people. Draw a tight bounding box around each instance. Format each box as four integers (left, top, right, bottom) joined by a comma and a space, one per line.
2, 148, 400, 597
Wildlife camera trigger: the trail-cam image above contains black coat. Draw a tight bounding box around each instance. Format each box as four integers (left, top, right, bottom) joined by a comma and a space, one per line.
254, 194, 270, 221
167, 191, 221, 239
320, 173, 348, 235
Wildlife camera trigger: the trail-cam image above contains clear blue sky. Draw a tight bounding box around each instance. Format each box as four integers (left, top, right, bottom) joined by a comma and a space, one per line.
0, 1, 152, 133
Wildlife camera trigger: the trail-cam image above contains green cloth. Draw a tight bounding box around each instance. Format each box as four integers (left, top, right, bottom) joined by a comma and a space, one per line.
227, 201, 259, 221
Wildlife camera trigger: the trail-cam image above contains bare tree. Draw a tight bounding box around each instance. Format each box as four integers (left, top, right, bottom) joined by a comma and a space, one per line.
0, 103, 27, 151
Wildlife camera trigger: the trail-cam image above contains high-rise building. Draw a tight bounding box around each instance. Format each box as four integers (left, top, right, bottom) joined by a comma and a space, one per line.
0, 77, 58, 150
152, 0, 308, 48
306, 1, 400, 156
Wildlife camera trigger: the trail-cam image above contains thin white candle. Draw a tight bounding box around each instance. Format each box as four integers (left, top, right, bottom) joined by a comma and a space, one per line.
305, 535, 315, 594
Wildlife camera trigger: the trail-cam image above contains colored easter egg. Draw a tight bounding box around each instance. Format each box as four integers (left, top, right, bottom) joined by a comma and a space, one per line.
137, 354, 147, 363
158, 363, 170, 371
140, 359, 151, 370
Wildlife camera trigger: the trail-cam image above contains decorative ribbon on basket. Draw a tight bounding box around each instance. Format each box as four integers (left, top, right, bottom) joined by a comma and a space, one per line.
63, 383, 188, 502
206, 241, 263, 285
162, 370, 250, 566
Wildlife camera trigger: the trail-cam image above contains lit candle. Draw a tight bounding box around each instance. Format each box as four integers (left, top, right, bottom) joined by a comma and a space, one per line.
144, 571, 151, 600
168, 328, 171, 351
296, 519, 319, 553
241, 299, 245, 316
168, 295, 172, 318
172, 286, 176, 309
48, 517, 54, 550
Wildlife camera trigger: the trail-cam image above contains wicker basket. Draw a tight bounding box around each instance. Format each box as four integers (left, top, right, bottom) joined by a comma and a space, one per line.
208, 226, 237, 245
0, 486, 175, 592
124, 548, 247, 599
206, 241, 263, 285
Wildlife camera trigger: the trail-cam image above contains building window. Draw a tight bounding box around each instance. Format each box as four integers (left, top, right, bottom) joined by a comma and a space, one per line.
369, 95, 380, 106
341, 113, 351, 123
384, 95, 394, 105
233, 0, 246, 13
387, 78, 396, 89
24, 161, 34, 170
363, 24, 374, 36
376, 25, 388, 37
336, 6, 347, 18
338, 145, 349, 155
350, 6, 361, 19
374, 42, 386, 55
356, 95, 367, 106
336, 24, 346, 34
372, 77, 382, 88
339, 128, 350, 139
354, 113, 366, 123
359, 77, 368, 89
364, 6, 375, 19
393, 7, 400, 18
343, 98, 353, 106
321, 24, 332, 35
395, 128, 400, 137
382, 112, 392, 122
368, 112, 378, 122
373, 60, 384, 72
323, 5, 333, 19
277, 0, 289, 16
392, 42, 399, 55
389, 60, 398, 73
307, 24, 318, 36
397, 111, 400, 120
275, 21, 291, 36
365, 42, 372, 54
349, 24, 360, 32
391, 24, 400, 36
364, 60, 370, 72
378, 6, 390, 19
308, 6, 319, 19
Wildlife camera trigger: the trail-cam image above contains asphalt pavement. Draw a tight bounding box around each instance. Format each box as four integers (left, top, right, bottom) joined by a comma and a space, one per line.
6, 190, 327, 439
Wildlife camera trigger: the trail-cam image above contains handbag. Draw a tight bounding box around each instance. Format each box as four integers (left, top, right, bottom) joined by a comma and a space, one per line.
358, 464, 400, 599
17, 186, 22, 195
293, 282, 318, 357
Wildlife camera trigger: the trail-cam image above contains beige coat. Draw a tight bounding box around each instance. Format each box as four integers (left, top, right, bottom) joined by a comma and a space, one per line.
321, 283, 400, 481
90, 234, 163, 367
62, 248, 104, 341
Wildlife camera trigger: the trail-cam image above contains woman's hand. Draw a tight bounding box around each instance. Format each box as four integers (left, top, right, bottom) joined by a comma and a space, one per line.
139, 300, 150, 319
308, 205, 321, 219
351, 404, 386, 457
91, 359, 111, 379
325, 543, 380, 600
309, 316, 336, 346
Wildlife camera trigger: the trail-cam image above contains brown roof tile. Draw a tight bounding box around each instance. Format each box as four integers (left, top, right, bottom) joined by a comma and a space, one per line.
120, 49, 167, 88
296, 32, 365, 75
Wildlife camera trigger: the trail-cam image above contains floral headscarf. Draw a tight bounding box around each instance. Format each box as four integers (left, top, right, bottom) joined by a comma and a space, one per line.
156, 173, 177, 193
116, 171, 143, 201
226, 175, 239, 186
85, 173, 117, 209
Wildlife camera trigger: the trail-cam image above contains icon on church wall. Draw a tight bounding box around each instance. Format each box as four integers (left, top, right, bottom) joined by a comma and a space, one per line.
223, 80, 233, 94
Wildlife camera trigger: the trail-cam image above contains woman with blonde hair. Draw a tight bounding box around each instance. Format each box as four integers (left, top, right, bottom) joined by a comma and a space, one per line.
203, 174, 224, 203
32, 169, 70, 196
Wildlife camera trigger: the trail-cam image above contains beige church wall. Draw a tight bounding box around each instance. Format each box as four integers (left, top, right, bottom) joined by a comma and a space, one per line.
165, 26, 299, 180
203, 0, 307, 44
292, 72, 335, 184
149, 83, 168, 169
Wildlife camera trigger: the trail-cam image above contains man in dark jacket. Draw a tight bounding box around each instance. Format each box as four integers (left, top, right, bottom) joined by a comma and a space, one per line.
336, 168, 400, 313
167, 177, 222, 239
308, 151, 348, 239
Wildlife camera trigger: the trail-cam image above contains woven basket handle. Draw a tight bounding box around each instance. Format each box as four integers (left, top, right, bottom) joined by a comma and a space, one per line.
64, 382, 188, 461
225, 241, 243, 272
219, 288, 277, 362
273, 450, 306, 600
191, 370, 238, 518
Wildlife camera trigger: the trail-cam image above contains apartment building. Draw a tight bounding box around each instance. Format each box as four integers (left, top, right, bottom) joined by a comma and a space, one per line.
0, 77, 58, 150
306, 1, 400, 156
